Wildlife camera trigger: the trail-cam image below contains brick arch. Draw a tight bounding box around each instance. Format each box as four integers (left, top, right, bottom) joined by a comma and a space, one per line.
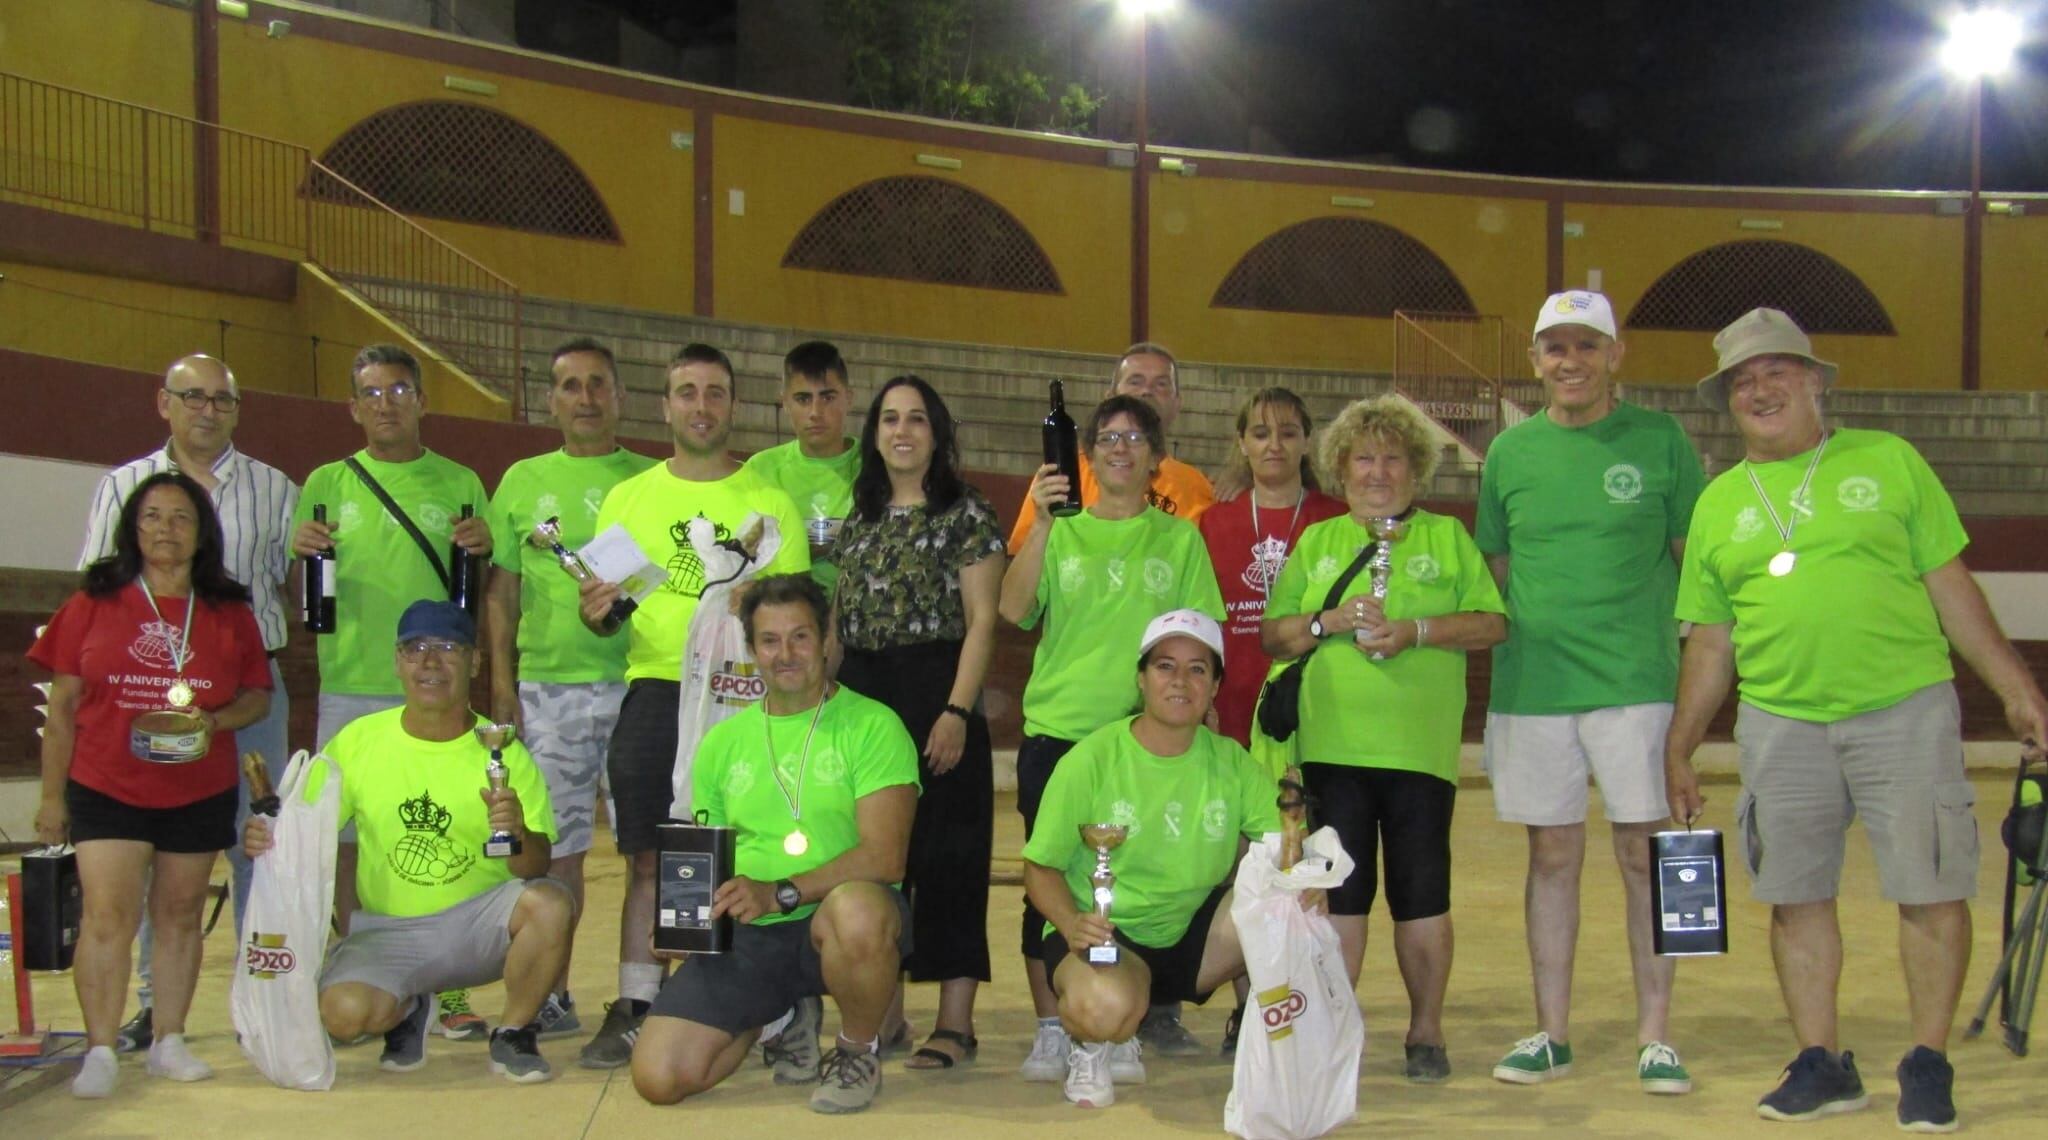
1626, 240, 1894, 334
309, 101, 619, 241
1211, 217, 1475, 316
781, 176, 1062, 294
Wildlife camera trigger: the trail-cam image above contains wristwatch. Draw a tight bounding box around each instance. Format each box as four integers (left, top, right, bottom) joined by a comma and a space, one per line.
774, 879, 802, 915
1307, 611, 1327, 639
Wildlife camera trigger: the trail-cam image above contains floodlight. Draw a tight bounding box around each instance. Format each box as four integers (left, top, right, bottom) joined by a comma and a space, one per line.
1942, 8, 2021, 78
1118, 0, 1178, 17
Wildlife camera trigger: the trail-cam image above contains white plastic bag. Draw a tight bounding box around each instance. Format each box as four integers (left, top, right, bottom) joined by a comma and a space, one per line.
231, 749, 341, 1091
1224, 826, 1364, 1140
672, 513, 784, 813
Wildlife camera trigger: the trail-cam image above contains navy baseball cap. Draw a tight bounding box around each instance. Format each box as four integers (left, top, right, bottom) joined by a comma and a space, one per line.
396, 599, 476, 646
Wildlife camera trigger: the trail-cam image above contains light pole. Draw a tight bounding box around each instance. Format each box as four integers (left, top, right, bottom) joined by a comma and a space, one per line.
1941, 6, 2018, 391
1120, 0, 1174, 343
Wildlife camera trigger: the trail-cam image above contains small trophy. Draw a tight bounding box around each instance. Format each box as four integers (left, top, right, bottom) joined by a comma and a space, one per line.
476, 722, 522, 858
1078, 823, 1130, 964
533, 517, 636, 630
1359, 515, 1408, 661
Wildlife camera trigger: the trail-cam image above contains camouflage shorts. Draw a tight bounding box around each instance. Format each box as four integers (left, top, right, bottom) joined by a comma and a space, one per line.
519, 681, 626, 857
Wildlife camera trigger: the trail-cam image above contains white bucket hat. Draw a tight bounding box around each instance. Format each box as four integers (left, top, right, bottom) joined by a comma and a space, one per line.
1697, 308, 1838, 412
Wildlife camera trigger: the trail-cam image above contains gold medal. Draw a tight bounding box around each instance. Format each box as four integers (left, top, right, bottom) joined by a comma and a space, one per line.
783, 829, 809, 857
166, 680, 195, 708
1768, 551, 1796, 578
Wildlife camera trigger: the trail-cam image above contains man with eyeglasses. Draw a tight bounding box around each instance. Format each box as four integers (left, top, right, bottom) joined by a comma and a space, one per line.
292, 343, 494, 1038
78, 353, 299, 1054
244, 599, 572, 1084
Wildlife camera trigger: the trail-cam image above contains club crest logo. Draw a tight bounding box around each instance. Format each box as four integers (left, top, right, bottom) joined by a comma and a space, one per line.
1789, 487, 1815, 522
1312, 555, 1341, 580
1201, 798, 1230, 840
811, 748, 848, 786
128, 619, 187, 670
1603, 463, 1644, 503
1243, 536, 1290, 592
1731, 506, 1765, 544
1162, 800, 1185, 840
338, 500, 364, 532
535, 492, 560, 522
583, 486, 607, 517
724, 760, 757, 799
1105, 557, 1128, 592
1405, 555, 1442, 583
1110, 798, 1141, 838
1057, 555, 1085, 594
1836, 476, 1881, 512
418, 502, 451, 533
1143, 558, 1174, 597
387, 789, 474, 886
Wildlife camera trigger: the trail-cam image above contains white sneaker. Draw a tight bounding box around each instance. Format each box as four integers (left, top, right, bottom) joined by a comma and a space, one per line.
1019, 1021, 1071, 1082
1108, 1037, 1146, 1084
72, 1045, 119, 1098
145, 1034, 214, 1082
1065, 1041, 1114, 1108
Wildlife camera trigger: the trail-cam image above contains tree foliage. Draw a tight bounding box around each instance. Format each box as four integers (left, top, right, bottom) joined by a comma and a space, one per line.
826, 0, 1105, 136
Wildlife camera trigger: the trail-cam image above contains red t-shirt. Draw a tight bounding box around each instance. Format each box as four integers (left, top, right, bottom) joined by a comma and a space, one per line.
1198, 490, 1347, 747
28, 585, 271, 808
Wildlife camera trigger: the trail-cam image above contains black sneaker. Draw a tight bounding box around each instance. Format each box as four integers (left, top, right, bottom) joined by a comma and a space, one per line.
379, 995, 431, 1073
1895, 1046, 1958, 1134
1220, 1005, 1244, 1058
489, 1025, 554, 1084
1755, 1046, 1869, 1121
578, 999, 645, 1070
115, 1006, 154, 1054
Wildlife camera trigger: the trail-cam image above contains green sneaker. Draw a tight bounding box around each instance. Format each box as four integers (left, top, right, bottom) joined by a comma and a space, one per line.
1638, 1042, 1693, 1095
1492, 1032, 1573, 1084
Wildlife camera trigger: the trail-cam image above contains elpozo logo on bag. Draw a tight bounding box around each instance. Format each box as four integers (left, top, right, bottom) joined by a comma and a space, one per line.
1256, 983, 1309, 1040
244, 932, 297, 979
709, 659, 765, 706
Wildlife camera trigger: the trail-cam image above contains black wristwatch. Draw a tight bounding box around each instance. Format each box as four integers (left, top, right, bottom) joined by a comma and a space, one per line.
1308, 611, 1327, 639
774, 879, 802, 915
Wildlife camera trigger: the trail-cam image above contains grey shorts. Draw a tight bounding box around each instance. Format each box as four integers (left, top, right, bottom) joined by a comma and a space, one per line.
319, 878, 566, 998
1733, 683, 1977, 906
519, 680, 625, 857
318, 692, 404, 844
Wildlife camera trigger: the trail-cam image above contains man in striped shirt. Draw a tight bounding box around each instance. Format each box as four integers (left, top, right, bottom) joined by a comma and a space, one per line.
78, 353, 300, 1053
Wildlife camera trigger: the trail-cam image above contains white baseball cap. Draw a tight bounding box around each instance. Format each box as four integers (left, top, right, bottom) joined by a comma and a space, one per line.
1138, 608, 1226, 667
1532, 290, 1618, 339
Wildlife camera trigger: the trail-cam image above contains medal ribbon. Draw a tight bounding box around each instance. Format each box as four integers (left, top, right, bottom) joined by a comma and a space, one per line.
763, 684, 831, 826
1248, 491, 1305, 600
136, 579, 195, 686
1742, 432, 1831, 558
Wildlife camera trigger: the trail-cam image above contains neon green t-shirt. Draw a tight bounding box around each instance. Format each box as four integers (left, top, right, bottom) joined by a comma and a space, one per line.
1476, 403, 1704, 714
322, 707, 557, 919
594, 462, 810, 683
1264, 511, 1505, 783
1676, 429, 1965, 723
691, 685, 920, 925
1020, 718, 1280, 948
1019, 508, 1226, 741
742, 439, 860, 596
488, 447, 659, 683
294, 450, 489, 695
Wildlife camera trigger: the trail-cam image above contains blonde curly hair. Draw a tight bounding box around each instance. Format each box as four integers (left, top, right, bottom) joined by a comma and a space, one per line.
1318, 394, 1439, 490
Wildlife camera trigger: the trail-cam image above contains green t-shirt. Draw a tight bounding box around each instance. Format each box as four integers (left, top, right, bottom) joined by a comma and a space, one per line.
321, 707, 557, 919
1020, 718, 1280, 948
691, 685, 920, 925
1476, 403, 1706, 714
488, 447, 659, 683
294, 450, 489, 696
1264, 511, 1505, 782
742, 439, 860, 595
1676, 429, 1965, 723
594, 463, 810, 683
1019, 508, 1226, 741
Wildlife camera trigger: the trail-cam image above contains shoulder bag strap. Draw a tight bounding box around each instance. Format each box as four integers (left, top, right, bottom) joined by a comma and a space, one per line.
343, 456, 451, 592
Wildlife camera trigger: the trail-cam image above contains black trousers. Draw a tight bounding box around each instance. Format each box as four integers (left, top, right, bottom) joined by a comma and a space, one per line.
839, 640, 994, 983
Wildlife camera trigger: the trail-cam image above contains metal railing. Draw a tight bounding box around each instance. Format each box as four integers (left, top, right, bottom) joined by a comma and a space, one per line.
0, 71, 520, 414
1392, 310, 1511, 454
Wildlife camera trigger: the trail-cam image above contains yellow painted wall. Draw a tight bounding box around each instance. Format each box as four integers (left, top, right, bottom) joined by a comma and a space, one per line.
1152, 172, 1546, 371
0, 0, 195, 116
1978, 215, 2048, 392
710, 115, 1129, 352
213, 16, 695, 313
1563, 203, 1964, 389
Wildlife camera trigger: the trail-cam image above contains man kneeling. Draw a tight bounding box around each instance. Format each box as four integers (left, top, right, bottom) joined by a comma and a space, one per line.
1021, 610, 1285, 1108
631, 574, 918, 1114
244, 600, 571, 1082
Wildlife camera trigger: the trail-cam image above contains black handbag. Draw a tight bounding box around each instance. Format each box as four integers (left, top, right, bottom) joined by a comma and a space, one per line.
1256, 541, 1381, 743
20, 845, 82, 971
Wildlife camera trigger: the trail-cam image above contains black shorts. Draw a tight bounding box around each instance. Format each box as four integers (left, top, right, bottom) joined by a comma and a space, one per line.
1015, 734, 1080, 957
1302, 763, 1455, 921
1040, 885, 1228, 1007
649, 887, 913, 1035
606, 679, 681, 854
65, 779, 237, 853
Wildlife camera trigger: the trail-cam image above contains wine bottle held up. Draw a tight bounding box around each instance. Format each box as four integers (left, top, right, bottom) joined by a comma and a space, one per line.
302, 504, 336, 634
1042, 378, 1083, 518
449, 503, 482, 619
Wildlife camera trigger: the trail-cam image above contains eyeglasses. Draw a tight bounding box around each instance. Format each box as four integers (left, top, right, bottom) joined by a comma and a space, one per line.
1094, 429, 1149, 449
355, 380, 419, 404
399, 638, 467, 660
165, 388, 241, 412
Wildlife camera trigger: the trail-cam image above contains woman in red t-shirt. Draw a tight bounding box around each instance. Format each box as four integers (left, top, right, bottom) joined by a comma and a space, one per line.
29, 472, 272, 1096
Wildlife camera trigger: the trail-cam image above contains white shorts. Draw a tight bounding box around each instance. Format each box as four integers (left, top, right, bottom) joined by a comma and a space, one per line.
1484, 703, 1673, 826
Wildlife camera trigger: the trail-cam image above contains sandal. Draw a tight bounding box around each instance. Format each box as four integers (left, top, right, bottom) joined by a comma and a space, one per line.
904, 1028, 978, 1070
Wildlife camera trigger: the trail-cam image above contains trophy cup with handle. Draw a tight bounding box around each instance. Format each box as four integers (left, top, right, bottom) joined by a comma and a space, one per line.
533, 517, 636, 631
476, 723, 522, 858
1357, 515, 1408, 661
1078, 823, 1130, 964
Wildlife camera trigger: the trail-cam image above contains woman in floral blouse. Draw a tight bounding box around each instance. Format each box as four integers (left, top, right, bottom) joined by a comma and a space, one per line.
832, 374, 1007, 1070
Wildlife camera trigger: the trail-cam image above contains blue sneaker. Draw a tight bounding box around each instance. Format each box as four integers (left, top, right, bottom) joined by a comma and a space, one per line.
1756, 1046, 1868, 1121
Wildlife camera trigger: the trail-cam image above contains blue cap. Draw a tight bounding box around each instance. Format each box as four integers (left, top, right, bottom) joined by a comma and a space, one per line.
396, 599, 475, 646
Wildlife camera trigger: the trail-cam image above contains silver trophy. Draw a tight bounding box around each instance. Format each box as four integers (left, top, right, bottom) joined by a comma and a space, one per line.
1078, 823, 1130, 964
533, 516, 635, 630
1358, 515, 1408, 660
476, 722, 522, 858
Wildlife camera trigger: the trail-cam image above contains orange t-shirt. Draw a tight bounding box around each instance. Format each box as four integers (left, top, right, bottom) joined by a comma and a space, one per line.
1006, 453, 1215, 552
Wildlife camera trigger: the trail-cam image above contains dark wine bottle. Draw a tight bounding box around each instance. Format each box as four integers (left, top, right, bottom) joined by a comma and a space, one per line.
302, 504, 336, 634
1042, 379, 1083, 517
449, 503, 482, 619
